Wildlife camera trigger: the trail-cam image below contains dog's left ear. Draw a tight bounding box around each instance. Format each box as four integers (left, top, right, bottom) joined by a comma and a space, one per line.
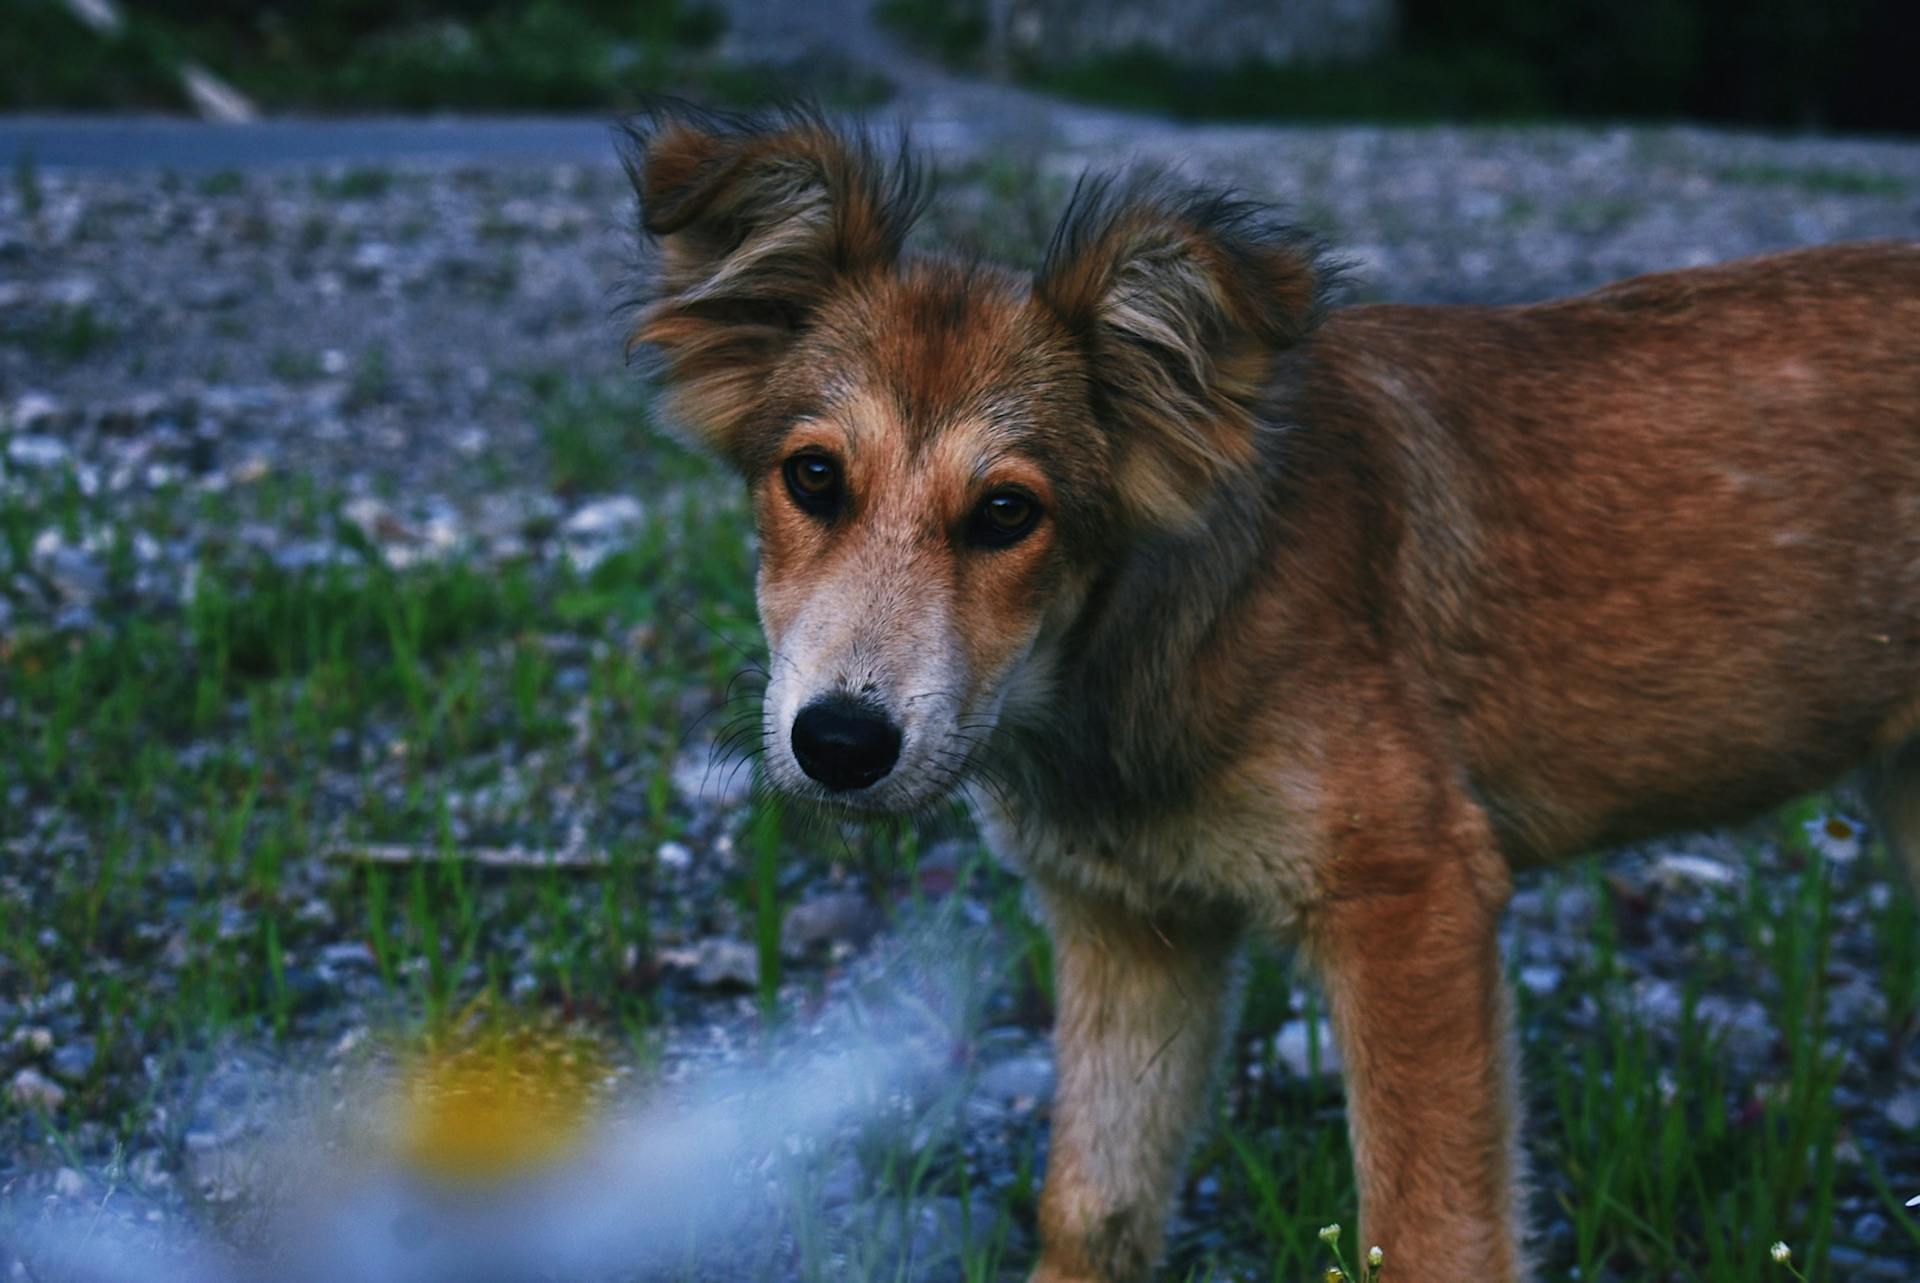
1035, 175, 1325, 523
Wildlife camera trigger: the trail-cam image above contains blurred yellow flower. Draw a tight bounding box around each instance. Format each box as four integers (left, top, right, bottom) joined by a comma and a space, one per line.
389, 1022, 609, 1183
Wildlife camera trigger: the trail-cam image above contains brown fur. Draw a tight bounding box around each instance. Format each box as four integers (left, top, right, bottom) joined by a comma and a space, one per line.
621, 104, 1920, 1282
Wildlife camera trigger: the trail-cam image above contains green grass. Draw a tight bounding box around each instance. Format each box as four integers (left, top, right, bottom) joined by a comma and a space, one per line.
0, 303, 119, 367
1716, 163, 1909, 197
1029, 46, 1552, 124
0, 0, 186, 111
0, 0, 889, 113
2, 376, 1916, 1280
875, 0, 1917, 133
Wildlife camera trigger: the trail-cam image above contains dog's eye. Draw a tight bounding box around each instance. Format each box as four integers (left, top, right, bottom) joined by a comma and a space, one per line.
782, 453, 842, 515
969, 490, 1042, 548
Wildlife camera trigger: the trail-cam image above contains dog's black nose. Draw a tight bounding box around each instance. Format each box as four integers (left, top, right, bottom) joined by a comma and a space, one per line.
791, 698, 901, 791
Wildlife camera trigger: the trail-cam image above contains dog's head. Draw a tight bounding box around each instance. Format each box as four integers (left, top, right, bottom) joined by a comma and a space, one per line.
624, 104, 1325, 810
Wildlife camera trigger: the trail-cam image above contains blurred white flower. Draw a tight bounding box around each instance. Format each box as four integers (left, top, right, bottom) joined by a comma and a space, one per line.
1803, 813, 1861, 862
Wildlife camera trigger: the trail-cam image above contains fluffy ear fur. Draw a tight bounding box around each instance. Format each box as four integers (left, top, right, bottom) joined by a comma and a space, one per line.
621, 102, 924, 466
1034, 174, 1328, 522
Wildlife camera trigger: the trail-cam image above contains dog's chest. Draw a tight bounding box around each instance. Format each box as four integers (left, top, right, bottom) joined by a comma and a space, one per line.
966, 784, 1320, 933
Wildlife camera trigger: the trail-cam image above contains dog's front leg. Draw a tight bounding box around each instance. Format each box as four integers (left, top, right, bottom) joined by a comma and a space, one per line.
1306, 832, 1527, 1282
1030, 883, 1243, 1283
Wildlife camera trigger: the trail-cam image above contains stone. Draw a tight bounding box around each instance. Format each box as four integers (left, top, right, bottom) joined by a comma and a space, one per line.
50, 1039, 95, 1081
1651, 853, 1741, 891
660, 937, 760, 991
1694, 996, 1773, 1060
672, 743, 754, 810
9, 1025, 53, 1054
1273, 1019, 1342, 1078
9, 1066, 66, 1112
1518, 964, 1561, 996
781, 891, 877, 957
8, 393, 69, 433
561, 495, 644, 539
975, 1052, 1055, 1108
995, 0, 1394, 71
320, 941, 376, 970
8, 434, 70, 468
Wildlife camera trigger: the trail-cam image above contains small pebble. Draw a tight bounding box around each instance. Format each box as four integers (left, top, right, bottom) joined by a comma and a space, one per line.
9, 1066, 67, 1112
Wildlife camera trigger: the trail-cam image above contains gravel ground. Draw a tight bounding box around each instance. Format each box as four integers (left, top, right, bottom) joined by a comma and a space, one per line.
3, 116, 1920, 1281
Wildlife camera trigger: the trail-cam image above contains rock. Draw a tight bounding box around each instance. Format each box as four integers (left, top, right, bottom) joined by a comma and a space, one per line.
975, 1052, 1055, 1108
53, 603, 99, 632
560, 495, 647, 571
7, 434, 70, 468
1883, 1089, 1920, 1132
32, 532, 107, 604
341, 496, 416, 547
127, 1147, 171, 1191
1694, 996, 1773, 1060
9, 1066, 67, 1112
914, 839, 973, 899
1552, 885, 1598, 931
1629, 977, 1686, 1027
1827, 977, 1887, 1027
9, 1025, 53, 1054
817, 1155, 863, 1206
184, 1142, 248, 1202
51, 1039, 95, 1081
896, 1193, 1024, 1262
561, 495, 644, 539
53, 1167, 88, 1199
998, 0, 1393, 71
8, 392, 68, 432
1651, 853, 1741, 891
660, 937, 760, 991
1518, 964, 1561, 996
320, 940, 376, 969
781, 891, 877, 957
1273, 1019, 1342, 1078
672, 743, 754, 810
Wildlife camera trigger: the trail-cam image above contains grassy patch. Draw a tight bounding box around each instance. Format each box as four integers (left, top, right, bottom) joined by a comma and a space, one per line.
1031, 46, 1551, 124
2, 371, 1915, 1277
0, 0, 890, 113
874, 0, 990, 70
879, 0, 1919, 132
0, 388, 758, 1122
0, 303, 119, 366
1716, 162, 1908, 196
0, 0, 187, 111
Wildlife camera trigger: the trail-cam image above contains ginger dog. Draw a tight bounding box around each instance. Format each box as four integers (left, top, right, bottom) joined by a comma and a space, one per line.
619, 103, 1920, 1281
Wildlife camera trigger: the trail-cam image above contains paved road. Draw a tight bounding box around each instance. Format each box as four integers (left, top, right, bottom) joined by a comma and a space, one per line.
0, 0, 1097, 174
0, 104, 1138, 174
0, 115, 639, 172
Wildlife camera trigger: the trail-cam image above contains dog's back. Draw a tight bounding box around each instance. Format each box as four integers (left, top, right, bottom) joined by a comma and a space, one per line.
1301, 242, 1920, 860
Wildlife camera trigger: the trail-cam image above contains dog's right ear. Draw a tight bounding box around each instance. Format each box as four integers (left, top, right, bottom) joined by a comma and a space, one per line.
621, 104, 922, 467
